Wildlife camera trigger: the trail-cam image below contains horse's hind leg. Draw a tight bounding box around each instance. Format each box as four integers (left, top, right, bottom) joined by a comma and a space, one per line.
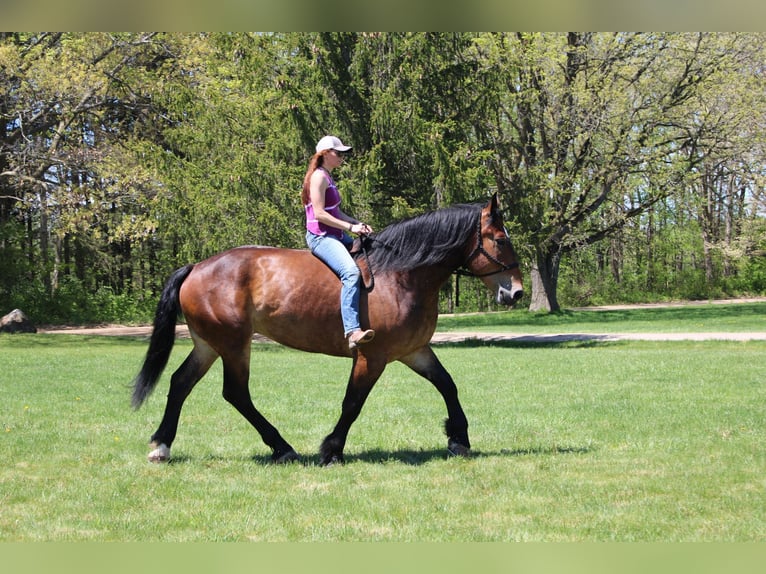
400, 346, 471, 457
220, 346, 299, 464
148, 341, 218, 462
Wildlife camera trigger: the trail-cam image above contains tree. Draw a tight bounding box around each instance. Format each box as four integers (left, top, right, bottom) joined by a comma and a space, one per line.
0, 33, 181, 305
471, 32, 766, 311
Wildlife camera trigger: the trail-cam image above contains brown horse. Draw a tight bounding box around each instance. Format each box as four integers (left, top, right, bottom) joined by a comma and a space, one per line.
131, 194, 523, 465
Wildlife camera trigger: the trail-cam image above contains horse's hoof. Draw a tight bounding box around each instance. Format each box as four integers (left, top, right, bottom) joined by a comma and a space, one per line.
447, 442, 472, 458
273, 449, 300, 464
321, 453, 345, 467
148, 442, 170, 463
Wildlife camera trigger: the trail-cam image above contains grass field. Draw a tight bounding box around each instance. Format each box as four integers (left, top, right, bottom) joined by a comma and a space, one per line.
1, 303, 765, 541
437, 300, 766, 334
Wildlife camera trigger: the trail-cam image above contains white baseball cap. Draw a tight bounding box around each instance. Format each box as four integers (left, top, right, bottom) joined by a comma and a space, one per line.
316, 135, 352, 153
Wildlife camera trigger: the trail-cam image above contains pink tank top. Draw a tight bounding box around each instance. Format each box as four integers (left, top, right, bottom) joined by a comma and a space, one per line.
305, 169, 344, 239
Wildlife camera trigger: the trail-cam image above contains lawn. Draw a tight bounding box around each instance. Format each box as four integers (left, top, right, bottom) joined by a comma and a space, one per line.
436, 300, 766, 334
1, 304, 764, 541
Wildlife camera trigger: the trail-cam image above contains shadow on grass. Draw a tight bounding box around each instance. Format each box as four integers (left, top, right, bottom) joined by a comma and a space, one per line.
256, 445, 596, 466
498, 445, 593, 456
162, 443, 593, 467
340, 444, 594, 465
433, 336, 625, 349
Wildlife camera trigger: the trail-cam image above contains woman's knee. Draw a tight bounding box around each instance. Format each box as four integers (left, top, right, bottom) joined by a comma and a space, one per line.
339, 263, 361, 284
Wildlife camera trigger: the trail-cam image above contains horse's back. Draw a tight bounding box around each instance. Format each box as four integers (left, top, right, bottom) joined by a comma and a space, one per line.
179, 246, 349, 355
178, 245, 438, 359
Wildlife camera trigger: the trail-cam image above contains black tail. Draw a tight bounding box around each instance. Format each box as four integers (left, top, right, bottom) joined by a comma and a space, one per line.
131, 264, 194, 409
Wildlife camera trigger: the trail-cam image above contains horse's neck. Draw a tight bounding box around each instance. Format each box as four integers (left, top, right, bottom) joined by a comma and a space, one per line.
356, 240, 465, 275
384, 261, 461, 295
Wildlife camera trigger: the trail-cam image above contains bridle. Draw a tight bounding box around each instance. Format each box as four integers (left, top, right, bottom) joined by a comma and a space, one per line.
453, 217, 519, 306
457, 217, 519, 278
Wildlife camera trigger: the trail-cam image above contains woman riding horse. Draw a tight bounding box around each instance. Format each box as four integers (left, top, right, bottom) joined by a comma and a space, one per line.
132, 194, 523, 465
302, 135, 375, 350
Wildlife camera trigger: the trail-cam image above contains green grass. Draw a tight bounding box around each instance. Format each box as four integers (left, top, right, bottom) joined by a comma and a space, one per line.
437, 301, 766, 334
2, 305, 765, 541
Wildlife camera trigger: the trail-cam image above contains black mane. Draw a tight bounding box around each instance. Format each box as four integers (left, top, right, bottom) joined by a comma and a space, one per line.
360, 203, 482, 272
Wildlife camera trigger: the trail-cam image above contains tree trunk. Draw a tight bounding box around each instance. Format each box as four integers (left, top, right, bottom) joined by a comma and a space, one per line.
610, 234, 622, 284
529, 247, 562, 312
701, 168, 716, 284
645, 207, 654, 290
38, 185, 51, 294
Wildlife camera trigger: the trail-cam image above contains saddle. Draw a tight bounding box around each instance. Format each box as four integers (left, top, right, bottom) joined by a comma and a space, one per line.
349, 237, 364, 256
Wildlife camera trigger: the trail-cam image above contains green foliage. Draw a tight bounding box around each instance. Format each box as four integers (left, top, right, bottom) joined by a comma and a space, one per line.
2, 33, 766, 323
2, 275, 154, 325
733, 256, 766, 293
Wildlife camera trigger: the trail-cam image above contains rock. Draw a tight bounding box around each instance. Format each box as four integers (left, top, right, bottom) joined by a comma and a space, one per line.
0, 309, 37, 333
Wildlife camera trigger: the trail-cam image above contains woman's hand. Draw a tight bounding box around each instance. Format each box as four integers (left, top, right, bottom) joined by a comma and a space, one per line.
350, 222, 373, 235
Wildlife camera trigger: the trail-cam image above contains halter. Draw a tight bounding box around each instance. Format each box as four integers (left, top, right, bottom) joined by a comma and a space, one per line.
453, 217, 519, 306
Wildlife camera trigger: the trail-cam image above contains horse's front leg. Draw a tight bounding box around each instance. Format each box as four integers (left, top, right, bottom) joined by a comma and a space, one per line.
400, 345, 471, 457
320, 352, 386, 465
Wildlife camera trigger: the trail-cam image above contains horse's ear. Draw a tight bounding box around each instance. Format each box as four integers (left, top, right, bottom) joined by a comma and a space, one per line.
489, 192, 500, 213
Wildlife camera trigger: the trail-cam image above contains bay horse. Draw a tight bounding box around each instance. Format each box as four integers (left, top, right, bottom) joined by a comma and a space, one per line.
131, 194, 523, 465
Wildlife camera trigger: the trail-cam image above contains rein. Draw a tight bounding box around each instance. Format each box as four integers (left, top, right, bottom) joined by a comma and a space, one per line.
453, 217, 519, 306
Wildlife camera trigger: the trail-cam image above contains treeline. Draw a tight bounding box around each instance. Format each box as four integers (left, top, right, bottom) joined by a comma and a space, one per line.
1, 32, 765, 324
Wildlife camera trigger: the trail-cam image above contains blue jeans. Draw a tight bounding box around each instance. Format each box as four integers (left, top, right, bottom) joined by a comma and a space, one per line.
306, 231, 362, 337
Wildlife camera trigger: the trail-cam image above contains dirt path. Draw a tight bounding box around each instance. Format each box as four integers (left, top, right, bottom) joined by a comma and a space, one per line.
39, 324, 274, 343
38, 296, 766, 344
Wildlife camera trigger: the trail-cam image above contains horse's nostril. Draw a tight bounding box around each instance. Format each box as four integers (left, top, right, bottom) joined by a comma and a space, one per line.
498, 287, 524, 306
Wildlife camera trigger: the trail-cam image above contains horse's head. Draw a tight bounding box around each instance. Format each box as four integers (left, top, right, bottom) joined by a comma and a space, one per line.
462, 194, 524, 306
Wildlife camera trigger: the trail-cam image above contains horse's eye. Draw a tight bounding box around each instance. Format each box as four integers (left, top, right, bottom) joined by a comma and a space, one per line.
495, 237, 509, 247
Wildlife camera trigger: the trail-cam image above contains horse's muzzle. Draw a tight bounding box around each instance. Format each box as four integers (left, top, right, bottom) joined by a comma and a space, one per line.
497, 286, 524, 306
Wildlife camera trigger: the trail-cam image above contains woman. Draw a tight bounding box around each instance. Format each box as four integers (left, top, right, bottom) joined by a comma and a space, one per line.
302, 135, 375, 350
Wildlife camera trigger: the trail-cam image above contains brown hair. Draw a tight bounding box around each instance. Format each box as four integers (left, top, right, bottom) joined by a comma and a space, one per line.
301, 151, 330, 206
